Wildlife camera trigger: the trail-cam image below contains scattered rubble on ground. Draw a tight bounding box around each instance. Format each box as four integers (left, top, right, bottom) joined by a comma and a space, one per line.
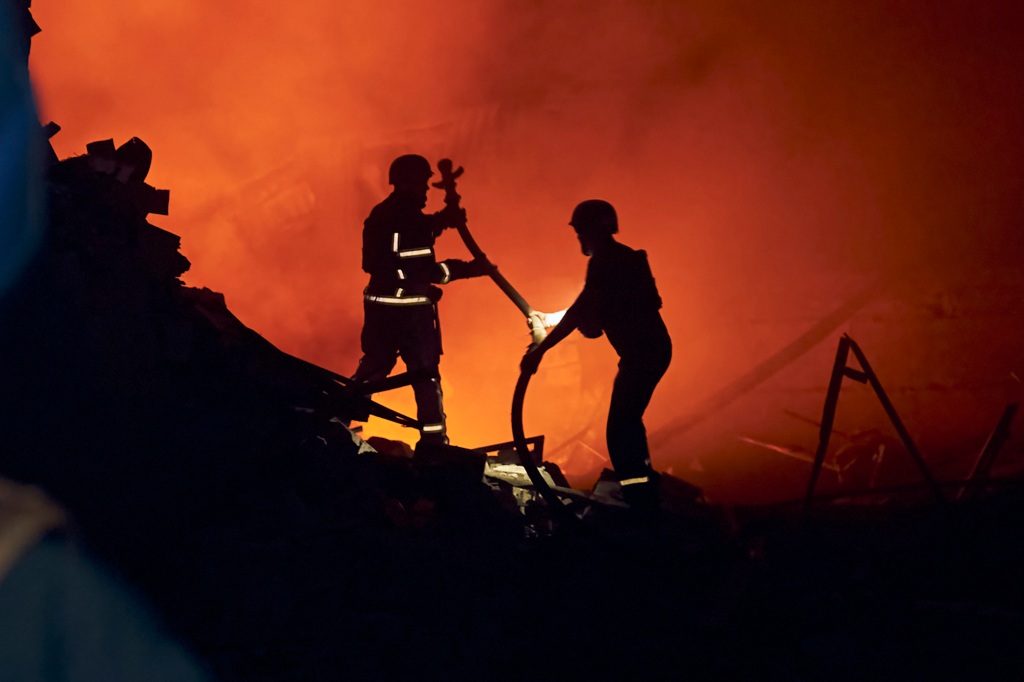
2, 131, 1024, 679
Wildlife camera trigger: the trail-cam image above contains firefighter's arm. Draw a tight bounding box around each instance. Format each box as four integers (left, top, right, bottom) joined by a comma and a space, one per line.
520, 296, 584, 375
428, 204, 466, 235
432, 258, 492, 284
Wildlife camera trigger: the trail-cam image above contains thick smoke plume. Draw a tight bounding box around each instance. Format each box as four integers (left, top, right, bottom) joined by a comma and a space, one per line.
30, 1, 1024, 497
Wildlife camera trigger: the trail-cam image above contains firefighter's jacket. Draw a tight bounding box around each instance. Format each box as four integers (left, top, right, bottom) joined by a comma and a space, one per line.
361, 192, 463, 306
574, 239, 670, 364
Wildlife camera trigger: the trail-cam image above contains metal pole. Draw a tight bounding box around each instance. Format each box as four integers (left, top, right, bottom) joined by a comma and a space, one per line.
846, 337, 946, 506
959, 403, 1018, 501
804, 335, 851, 515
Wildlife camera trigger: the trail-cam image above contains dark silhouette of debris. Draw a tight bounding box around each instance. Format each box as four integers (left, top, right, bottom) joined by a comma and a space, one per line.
6, 0, 40, 64
2, 90, 1024, 682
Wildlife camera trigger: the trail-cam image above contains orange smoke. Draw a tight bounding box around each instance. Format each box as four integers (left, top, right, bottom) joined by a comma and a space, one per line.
29, 1, 1024, 498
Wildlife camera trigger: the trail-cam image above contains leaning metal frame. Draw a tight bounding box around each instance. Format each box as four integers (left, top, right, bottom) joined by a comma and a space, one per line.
803, 334, 947, 516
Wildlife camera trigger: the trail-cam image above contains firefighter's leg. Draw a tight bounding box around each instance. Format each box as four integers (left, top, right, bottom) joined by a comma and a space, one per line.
348, 303, 399, 421
353, 301, 400, 382
401, 305, 446, 445
411, 374, 446, 445
352, 350, 397, 385
607, 361, 667, 511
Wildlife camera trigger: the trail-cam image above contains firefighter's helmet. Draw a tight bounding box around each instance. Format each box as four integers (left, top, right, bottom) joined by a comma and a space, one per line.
388, 154, 433, 186
570, 199, 618, 235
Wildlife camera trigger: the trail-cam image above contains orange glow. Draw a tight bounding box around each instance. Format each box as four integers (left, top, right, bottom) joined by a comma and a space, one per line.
29, 2, 1024, 499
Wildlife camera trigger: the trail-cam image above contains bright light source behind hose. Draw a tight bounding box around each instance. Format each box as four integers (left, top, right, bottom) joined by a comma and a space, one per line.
542, 309, 567, 328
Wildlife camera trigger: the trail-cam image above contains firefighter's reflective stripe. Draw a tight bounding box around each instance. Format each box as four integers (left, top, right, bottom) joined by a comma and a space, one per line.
398, 247, 433, 259
619, 476, 650, 487
395, 287, 404, 297
397, 268, 406, 280
364, 293, 431, 305
420, 376, 447, 442
439, 262, 451, 284
392, 231, 433, 258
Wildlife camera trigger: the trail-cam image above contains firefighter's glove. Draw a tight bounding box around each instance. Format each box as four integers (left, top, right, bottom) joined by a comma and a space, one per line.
520, 346, 544, 376
527, 312, 549, 343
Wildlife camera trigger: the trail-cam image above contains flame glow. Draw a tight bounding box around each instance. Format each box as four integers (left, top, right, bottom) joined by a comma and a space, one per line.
29, 1, 1024, 497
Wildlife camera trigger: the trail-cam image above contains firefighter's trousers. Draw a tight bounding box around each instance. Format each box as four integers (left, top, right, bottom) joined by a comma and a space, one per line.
353, 301, 446, 444
607, 350, 671, 507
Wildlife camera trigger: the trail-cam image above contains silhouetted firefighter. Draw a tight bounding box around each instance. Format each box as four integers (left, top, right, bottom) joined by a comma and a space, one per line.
352, 154, 489, 445
522, 200, 671, 514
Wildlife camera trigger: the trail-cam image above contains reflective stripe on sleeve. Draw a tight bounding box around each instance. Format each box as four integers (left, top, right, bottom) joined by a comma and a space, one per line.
395, 287, 404, 297
421, 423, 446, 433
619, 476, 650, 487
392, 233, 400, 252
397, 269, 406, 280
439, 262, 451, 284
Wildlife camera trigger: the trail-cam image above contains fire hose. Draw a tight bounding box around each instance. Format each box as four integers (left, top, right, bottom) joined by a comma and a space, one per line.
434, 159, 575, 521
511, 361, 578, 521
433, 159, 546, 345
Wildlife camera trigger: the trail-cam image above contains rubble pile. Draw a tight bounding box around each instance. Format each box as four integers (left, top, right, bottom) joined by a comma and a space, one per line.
2, 134, 1024, 679
0, 133, 724, 678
